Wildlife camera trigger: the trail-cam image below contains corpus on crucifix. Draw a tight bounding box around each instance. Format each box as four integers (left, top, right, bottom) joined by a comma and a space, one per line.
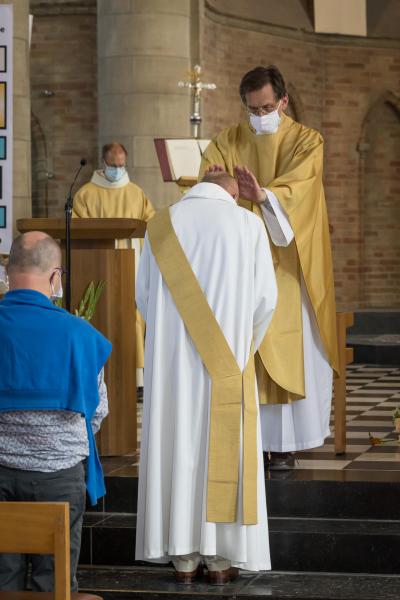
178, 64, 216, 139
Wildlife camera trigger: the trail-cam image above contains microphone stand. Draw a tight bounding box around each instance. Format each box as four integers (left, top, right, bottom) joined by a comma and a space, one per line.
64, 159, 86, 312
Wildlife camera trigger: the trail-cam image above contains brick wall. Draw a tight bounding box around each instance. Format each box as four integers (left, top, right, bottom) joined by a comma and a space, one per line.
29, 3, 400, 308
30, 9, 97, 217
201, 12, 400, 309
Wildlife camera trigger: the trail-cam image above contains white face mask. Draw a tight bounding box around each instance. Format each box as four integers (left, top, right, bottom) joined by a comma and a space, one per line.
249, 101, 281, 135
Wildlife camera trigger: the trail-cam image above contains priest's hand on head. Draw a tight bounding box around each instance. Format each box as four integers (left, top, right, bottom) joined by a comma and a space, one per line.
234, 166, 266, 205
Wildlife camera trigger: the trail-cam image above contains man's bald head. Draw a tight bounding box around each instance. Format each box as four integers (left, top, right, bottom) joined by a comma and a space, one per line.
8, 232, 61, 275
201, 171, 239, 201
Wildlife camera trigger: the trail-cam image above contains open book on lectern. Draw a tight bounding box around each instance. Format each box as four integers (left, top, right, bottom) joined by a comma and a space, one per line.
154, 138, 211, 185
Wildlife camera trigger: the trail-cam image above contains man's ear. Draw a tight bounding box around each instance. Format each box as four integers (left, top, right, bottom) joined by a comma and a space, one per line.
281, 94, 289, 112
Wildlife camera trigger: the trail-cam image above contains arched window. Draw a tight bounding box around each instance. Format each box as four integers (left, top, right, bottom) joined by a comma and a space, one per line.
358, 92, 400, 307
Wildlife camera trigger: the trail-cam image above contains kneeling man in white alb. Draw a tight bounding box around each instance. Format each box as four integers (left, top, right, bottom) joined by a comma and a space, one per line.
135, 171, 277, 584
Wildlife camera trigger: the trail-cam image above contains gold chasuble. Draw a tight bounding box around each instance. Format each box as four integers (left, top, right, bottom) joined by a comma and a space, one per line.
73, 171, 155, 370
147, 209, 258, 525
199, 114, 339, 404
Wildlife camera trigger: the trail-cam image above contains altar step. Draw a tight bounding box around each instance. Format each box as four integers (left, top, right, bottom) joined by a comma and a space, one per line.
77, 565, 400, 599
80, 512, 400, 574
79, 471, 400, 575
348, 310, 400, 364
86, 472, 400, 520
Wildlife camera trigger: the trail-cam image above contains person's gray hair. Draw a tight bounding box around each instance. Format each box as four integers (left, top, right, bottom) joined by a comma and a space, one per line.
7, 233, 61, 274
201, 170, 238, 193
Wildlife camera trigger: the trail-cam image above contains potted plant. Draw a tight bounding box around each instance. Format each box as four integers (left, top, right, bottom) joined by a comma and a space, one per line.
392, 406, 400, 434
55, 280, 105, 322
74, 281, 105, 321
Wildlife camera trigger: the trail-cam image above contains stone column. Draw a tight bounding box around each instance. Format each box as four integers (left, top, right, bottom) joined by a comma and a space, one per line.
97, 0, 192, 208
0, 0, 31, 228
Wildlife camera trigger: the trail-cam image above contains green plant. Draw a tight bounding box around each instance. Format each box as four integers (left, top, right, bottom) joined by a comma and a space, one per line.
392, 406, 400, 423
74, 281, 105, 321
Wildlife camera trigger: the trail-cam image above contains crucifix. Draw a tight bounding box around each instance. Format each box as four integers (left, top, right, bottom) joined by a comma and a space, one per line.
178, 65, 216, 139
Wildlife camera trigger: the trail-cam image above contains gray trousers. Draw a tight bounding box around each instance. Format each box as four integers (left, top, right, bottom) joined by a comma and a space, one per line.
0, 461, 86, 592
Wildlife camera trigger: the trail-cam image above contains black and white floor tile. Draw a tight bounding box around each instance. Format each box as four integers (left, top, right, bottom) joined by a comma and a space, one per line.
297, 364, 400, 471
133, 365, 400, 473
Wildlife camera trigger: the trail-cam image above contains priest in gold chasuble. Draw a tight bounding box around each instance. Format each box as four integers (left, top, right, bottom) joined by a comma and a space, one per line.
73, 142, 155, 387
200, 66, 339, 469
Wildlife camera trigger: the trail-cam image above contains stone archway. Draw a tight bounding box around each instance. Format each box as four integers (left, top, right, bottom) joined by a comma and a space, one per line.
358, 92, 400, 307
31, 112, 49, 217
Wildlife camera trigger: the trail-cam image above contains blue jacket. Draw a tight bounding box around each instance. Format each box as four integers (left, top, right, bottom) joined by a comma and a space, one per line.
0, 289, 112, 504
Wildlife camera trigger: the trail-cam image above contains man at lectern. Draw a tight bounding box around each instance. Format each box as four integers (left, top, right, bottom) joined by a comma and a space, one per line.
73, 141, 155, 390
200, 65, 339, 471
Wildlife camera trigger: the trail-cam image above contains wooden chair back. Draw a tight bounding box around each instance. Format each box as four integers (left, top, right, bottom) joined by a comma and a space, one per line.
0, 502, 70, 600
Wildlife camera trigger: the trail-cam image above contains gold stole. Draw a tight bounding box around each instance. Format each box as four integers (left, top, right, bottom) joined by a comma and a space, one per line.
147, 208, 258, 525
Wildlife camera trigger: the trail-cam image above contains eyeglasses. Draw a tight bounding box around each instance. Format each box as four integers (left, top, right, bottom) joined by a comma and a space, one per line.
245, 102, 281, 117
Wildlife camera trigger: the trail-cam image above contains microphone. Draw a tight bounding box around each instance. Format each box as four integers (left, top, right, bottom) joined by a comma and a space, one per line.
67, 158, 87, 208
64, 158, 87, 312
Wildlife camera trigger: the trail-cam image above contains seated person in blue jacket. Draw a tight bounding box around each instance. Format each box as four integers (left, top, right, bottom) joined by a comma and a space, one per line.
0, 231, 112, 593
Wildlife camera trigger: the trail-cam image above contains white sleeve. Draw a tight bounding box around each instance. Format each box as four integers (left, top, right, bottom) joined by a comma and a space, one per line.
91, 368, 109, 434
260, 188, 294, 247
253, 222, 278, 351
136, 234, 151, 321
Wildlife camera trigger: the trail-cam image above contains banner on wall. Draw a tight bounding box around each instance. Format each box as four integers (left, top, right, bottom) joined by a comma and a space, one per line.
0, 4, 13, 254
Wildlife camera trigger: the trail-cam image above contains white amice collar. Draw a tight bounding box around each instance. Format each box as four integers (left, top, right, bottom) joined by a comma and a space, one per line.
90, 169, 130, 189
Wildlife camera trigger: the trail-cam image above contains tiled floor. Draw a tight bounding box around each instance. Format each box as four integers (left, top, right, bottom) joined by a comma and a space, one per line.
102, 364, 400, 477
297, 364, 400, 471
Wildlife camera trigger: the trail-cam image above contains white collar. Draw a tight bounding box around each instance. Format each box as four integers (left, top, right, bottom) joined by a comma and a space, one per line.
90, 169, 130, 189
182, 182, 236, 205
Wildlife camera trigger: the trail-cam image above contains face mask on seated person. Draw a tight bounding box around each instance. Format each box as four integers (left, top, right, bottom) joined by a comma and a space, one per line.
104, 165, 126, 182
249, 101, 281, 135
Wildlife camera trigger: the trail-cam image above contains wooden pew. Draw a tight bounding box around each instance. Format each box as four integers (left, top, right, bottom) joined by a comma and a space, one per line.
0, 502, 102, 600
334, 312, 354, 455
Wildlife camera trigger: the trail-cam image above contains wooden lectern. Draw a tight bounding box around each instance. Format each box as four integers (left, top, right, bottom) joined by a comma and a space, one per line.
17, 218, 146, 456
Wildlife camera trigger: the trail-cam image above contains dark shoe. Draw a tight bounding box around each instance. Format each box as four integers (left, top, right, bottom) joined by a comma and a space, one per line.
207, 566, 239, 585
174, 564, 203, 584
268, 452, 296, 471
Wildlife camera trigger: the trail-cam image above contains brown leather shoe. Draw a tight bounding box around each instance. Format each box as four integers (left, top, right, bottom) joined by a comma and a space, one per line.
207, 566, 239, 585
174, 564, 203, 584
269, 452, 296, 471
